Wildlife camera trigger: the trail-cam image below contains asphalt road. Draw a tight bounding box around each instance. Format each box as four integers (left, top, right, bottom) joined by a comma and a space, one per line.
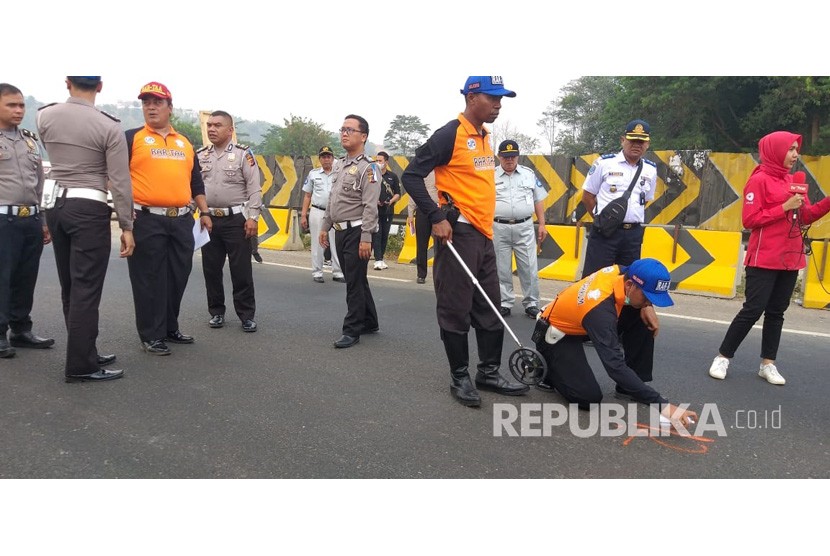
2, 232, 829, 478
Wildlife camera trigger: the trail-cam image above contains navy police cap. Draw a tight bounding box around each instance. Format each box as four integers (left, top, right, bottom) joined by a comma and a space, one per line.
624, 119, 651, 141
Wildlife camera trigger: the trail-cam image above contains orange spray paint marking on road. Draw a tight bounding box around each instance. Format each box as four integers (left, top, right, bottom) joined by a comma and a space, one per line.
622, 423, 715, 454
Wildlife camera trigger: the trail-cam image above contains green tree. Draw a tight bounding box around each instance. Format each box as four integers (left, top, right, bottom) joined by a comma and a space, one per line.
553, 76, 621, 156
604, 77, 830, 153
383, 115, 430, 156
171, 114, 203, 149
256, 115, 333, 156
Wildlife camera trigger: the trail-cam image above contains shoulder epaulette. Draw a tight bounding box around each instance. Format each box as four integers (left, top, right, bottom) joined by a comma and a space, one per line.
99, 110, 120, 122
600, 153, 616, 159
197, 145, 210, 153
643, 158, 657, 168
21, 128, 39, 141
235, 143, 250, 151
37, 102, 57, 111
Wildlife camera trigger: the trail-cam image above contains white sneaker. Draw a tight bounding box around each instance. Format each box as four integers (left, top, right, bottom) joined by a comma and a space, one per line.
379, 260, 388, 269
373, 261, 382, 270
709, 356, 729, 379
759, 363, 786, 385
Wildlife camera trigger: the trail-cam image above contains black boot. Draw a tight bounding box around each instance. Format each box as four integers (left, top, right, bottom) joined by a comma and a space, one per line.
474, 328, 529, 396
441, 329, 480, 407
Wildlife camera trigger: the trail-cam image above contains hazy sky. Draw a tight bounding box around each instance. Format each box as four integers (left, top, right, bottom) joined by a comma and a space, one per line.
6, 0, 818, 146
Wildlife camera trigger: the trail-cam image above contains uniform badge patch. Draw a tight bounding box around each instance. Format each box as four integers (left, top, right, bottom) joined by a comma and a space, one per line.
228, 153, 236, 162
367, 166, 376, 183
175, 139, 185, 148
588, 163, 597, 175
144, 137, 156, 144
245, 153, 255, 167
467, 138, 477, 150
348, 166, 358, 175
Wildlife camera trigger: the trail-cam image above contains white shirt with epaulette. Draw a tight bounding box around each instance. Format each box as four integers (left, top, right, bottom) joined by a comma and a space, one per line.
302, 167, 335, 208
582, 151, 657, 224
494, 164, 546, 220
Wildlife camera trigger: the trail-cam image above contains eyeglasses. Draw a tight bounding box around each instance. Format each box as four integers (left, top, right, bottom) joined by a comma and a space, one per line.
339, 127, 364, 136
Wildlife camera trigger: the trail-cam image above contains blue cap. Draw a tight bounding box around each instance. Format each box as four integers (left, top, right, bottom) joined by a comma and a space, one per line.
460, 76, 516, 97
625, 258, 673, 307
624, 119, 650, 140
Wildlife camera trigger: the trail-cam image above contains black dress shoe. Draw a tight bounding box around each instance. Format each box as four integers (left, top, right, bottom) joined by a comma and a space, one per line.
209, 314, 225, 328
525, 306, 540, 319
536, 381, 556, 392
332, 275, 346, 283
97, 353, 117, 365
9, 331, 55, 349
499, 306, 511, 317
166, 330, 194, 344
65, 369, 124, 383
141, 339, 171, 356
242, 319, 257, 333
0, 337, 15, 358
334, 335, 359, 348
416, 277, 426, 284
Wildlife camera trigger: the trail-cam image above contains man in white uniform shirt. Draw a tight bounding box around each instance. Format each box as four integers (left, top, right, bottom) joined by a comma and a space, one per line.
581, 119, 658, 277
301, 146, 344, 283
493, 140, 547, 318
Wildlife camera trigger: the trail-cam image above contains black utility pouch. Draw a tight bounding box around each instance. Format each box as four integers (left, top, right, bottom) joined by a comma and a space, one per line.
440, 204, 460, 227
530, 317, 549, 344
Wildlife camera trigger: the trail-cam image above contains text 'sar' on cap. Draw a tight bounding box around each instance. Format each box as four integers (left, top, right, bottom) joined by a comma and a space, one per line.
626, 258, 674, 307
138, 81, 173, 101
624, 119, 650, 141
498, 140, 520, 157
460, 76, 516, 98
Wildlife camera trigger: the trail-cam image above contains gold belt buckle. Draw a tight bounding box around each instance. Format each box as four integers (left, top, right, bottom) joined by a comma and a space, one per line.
333, 223, 343, 231
166, 207, 178, 217
18, 206, 31, 217
215, 208, 225, 217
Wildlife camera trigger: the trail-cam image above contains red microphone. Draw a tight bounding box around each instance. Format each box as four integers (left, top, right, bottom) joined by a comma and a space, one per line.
790, 171, 807, 221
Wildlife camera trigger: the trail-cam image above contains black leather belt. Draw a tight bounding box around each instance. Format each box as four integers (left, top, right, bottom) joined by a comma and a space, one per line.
311, 204, 326, 211
621, 223, 641, 229
494, 216, 531, 224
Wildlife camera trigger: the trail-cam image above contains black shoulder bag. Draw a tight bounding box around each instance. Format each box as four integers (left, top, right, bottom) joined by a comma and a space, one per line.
592, 160, 643, 238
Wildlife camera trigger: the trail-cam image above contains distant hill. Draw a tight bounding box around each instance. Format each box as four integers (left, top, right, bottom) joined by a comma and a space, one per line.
21, 96, 272, 147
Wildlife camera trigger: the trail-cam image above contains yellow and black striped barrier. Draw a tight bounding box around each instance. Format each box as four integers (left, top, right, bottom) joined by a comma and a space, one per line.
802, 240, 830, 309
641, 226, 743, 298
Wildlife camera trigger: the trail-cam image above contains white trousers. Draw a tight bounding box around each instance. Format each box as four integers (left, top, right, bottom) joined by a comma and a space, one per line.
493, 219, 539, 309
309, 206, 342, 278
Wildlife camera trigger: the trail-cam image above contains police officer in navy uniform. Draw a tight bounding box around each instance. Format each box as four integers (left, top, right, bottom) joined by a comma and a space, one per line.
0, 83, 54, 359
319, 115, 380, 349
198, 110, 262, 332
37, 76, 135, 383
581, 119, 657, 277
